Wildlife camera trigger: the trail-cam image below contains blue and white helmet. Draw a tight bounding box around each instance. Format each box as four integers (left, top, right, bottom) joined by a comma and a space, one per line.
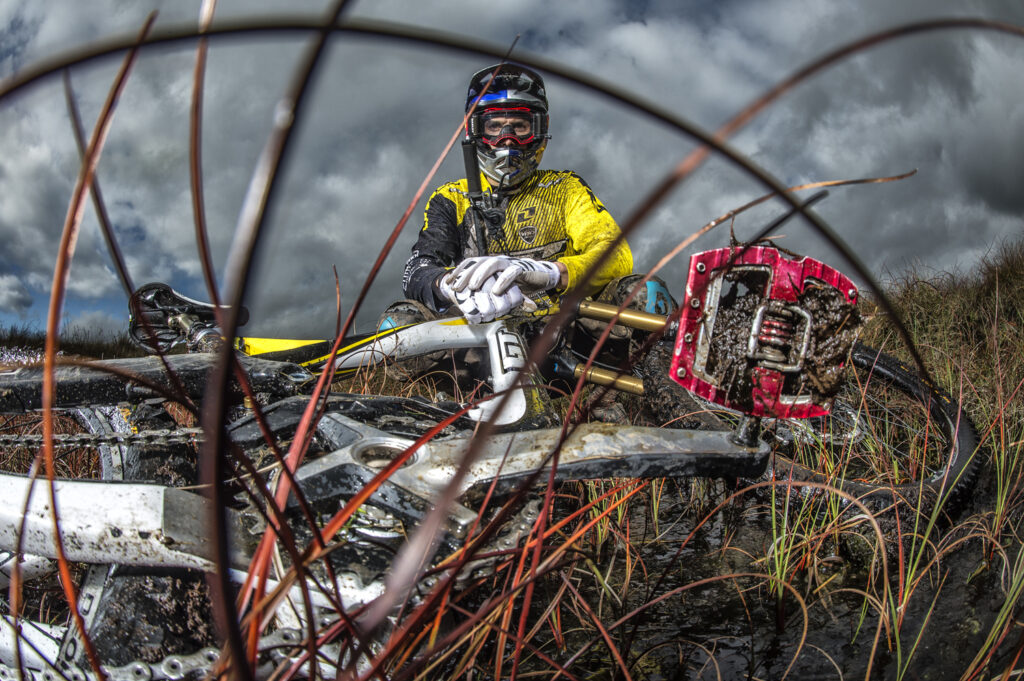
465, 64, 550, 190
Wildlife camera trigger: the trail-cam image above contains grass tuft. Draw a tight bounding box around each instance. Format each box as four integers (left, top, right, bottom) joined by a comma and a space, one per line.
0, 322, 143, 365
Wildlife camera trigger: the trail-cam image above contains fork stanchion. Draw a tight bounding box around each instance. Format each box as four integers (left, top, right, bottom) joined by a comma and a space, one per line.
577, 300, 668, 333
572, 364, 645, 395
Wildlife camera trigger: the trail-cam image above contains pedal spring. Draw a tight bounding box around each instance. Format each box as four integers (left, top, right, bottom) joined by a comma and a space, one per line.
753, 307, 796, 363
758, 316, 795, 348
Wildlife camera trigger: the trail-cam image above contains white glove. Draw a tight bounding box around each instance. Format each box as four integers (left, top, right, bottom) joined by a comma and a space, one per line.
454, 273, 525, 324
450, 256, 562, 296
439, 266, 524, 322
438, 271, 459, 306
491, 257, 561, 295
449, 256, 514, 293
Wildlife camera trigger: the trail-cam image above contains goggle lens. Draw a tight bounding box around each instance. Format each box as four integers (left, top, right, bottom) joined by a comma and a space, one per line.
478, 109, 535, 146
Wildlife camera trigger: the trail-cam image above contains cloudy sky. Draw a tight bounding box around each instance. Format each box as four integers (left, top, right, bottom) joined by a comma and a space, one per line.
0, 0, 1021, 339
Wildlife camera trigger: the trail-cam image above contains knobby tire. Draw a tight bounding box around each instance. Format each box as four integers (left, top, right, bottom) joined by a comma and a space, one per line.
764, 342, 983, 516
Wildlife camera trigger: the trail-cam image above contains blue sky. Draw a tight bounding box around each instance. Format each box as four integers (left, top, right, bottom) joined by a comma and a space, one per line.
0, 0, 1022, 339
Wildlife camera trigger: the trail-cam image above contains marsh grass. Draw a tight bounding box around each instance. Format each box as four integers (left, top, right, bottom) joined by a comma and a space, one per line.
862, 240, 1024, 530
0, 322, 142, 365
861, 239, 1024, 429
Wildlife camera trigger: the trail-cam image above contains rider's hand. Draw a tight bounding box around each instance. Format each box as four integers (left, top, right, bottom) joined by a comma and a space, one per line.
440, 266, 526, 322
455, 273, 525, 323
451, 256, 562, 295
438, 270, 460, 306
449, 256, 513, 293
491, 258, 562, 295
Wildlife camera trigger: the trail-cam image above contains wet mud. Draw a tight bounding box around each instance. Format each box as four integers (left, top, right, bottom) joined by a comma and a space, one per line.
86, 571, 216, 665
799, 281, 863, 396
703, 269, 862, 413
526, 469, 1014, 680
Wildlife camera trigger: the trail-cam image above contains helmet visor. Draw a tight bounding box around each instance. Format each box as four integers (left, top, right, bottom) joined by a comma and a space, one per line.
477, 108, 536, 146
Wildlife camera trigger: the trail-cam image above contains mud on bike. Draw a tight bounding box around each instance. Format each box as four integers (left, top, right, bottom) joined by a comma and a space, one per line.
0, 246, 981, 679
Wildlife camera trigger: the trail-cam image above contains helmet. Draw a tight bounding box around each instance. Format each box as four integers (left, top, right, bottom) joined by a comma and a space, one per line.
465, 64, 550, 190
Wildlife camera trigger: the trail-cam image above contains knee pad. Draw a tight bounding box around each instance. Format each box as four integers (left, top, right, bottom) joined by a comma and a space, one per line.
377, 299, 436, 331
600, 274, 678, 316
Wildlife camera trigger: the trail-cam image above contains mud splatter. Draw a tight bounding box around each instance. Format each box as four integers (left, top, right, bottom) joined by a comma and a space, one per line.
702, 269, 862, 412
703, 269, 765, 411
86, 572, 216, 665
799, 280, 863, 396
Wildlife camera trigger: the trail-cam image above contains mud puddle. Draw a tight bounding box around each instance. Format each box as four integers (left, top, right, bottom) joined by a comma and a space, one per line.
541, 471, 1013, 680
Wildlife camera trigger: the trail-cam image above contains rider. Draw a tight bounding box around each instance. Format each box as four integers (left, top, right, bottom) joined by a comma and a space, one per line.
382, 64, 673, 417
391, 63, 636, 327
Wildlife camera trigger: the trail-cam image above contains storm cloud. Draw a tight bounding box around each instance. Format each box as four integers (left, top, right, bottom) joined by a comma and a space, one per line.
0, 0, 1021, 337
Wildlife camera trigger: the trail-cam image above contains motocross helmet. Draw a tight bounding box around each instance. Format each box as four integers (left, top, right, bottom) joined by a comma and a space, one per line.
465, 64, 550, 190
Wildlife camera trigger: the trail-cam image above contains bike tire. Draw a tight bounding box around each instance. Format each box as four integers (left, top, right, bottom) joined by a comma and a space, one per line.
763, 342, 983, 516
639, 339, 983, 516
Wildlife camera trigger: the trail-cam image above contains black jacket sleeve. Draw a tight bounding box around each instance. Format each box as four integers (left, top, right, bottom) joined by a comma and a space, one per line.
402, 187, 464, 312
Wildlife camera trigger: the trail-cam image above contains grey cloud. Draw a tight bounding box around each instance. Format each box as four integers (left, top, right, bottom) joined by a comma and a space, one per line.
951, 41, 1024, 214
1, 0, 1022, 338
0, 275, 32, 314
63, 309, 125, 338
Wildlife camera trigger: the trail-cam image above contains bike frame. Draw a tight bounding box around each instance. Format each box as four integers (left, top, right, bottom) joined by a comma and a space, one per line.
235, 301, 672, 427
0, 371, 767, 672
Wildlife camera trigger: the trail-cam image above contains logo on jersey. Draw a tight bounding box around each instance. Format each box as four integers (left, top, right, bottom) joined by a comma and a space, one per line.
515, 206, 536, 223
518, 225, 538, 244
515, 207, 538, 243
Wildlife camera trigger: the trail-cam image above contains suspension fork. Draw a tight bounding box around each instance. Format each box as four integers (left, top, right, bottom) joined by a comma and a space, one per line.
552, 300, 672, 396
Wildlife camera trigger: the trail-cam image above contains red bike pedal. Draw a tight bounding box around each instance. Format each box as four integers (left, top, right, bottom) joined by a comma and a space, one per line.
671, 246, 860, 419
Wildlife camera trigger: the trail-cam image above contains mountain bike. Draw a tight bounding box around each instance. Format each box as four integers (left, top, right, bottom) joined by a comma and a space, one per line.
0, 246, 980, 680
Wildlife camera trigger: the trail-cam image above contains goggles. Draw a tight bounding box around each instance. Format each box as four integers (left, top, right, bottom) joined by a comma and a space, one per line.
469, 107, 544, 147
